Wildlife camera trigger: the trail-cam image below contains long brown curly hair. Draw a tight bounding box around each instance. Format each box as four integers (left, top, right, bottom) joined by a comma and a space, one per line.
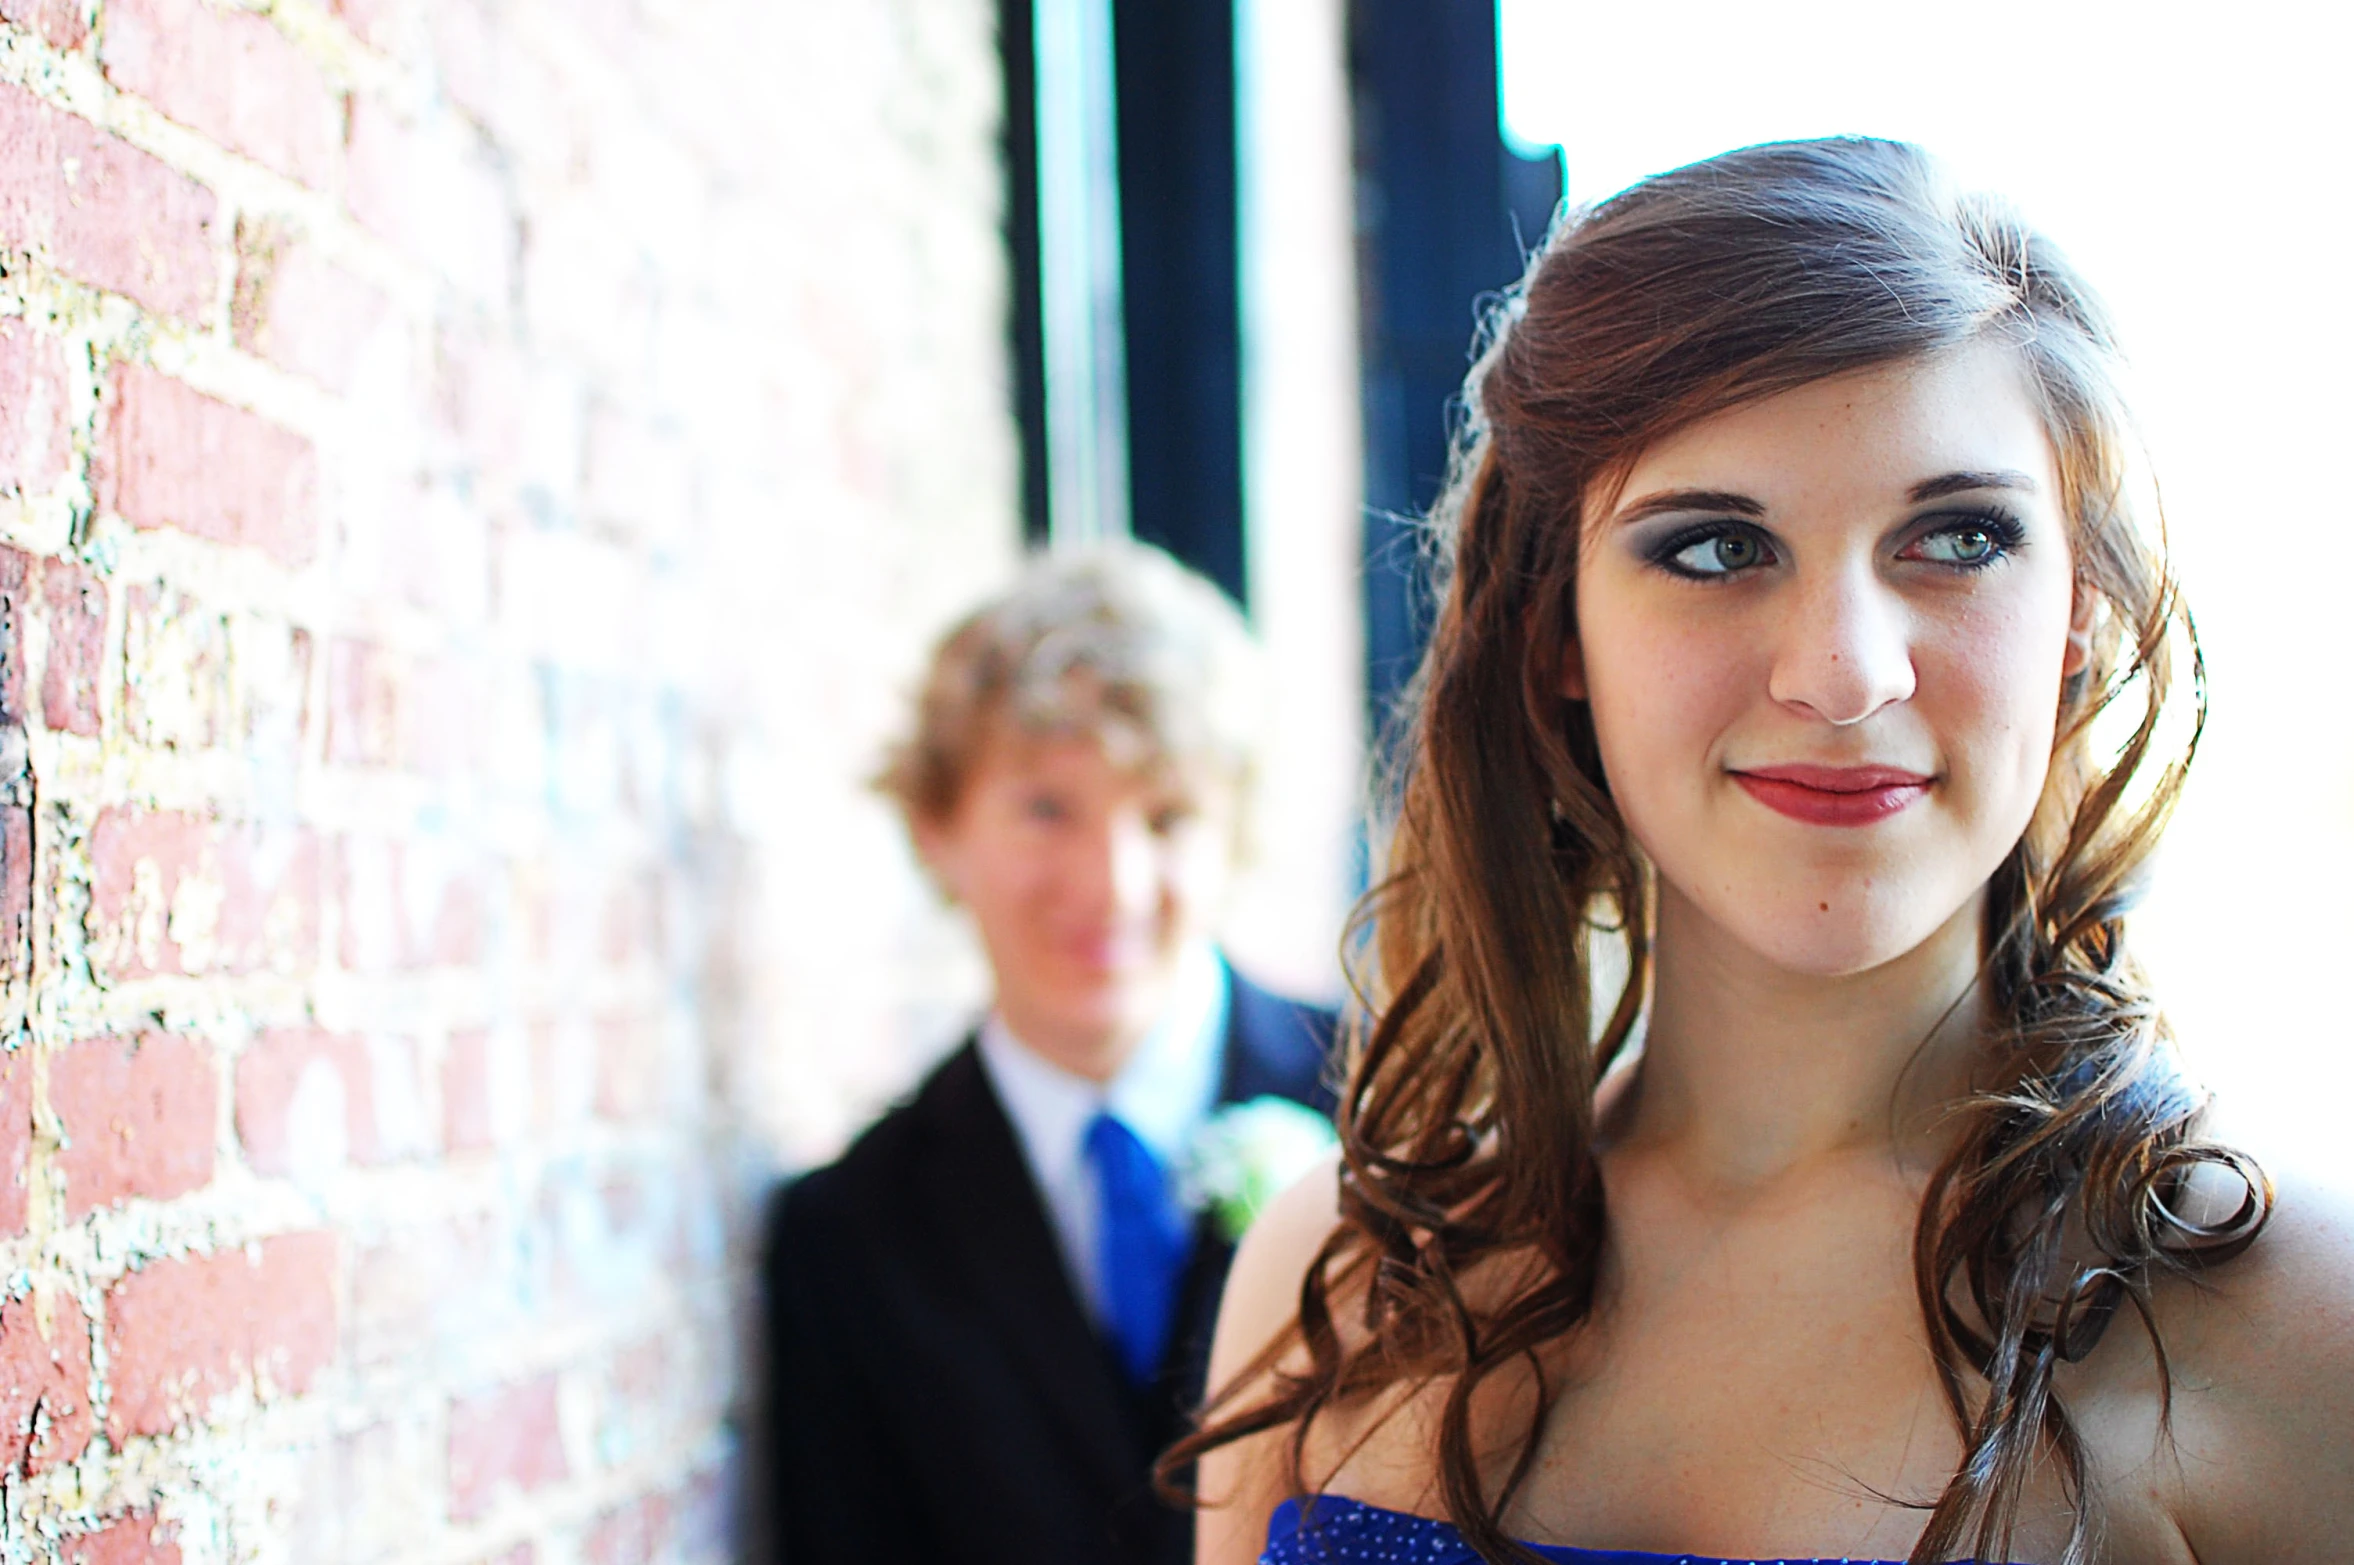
1167, 138, 2271, 1565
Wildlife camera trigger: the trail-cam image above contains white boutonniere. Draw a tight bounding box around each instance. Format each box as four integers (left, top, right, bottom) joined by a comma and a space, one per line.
1178, 1096, 1338, 1242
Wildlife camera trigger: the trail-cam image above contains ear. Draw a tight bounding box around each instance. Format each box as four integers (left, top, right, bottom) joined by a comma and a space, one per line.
1558, 634, 1588, 701
909, 813, 962, 903
2061, 582, 2097, 678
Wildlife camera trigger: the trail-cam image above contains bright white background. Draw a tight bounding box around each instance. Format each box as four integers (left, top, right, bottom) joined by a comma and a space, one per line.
1499, 0, 2354, 1151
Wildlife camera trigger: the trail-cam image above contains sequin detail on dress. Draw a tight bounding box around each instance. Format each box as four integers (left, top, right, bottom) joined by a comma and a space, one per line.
1261, 1494, 1929, 1565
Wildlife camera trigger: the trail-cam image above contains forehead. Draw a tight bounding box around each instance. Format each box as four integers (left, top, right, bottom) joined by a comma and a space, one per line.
967, 722, 1210, 799
1601, 343, 2058, 517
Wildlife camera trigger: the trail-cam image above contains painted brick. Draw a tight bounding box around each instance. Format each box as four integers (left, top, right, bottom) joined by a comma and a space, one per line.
288, 1411, 444, 1561
593, 1012, 658, 1123
0, 809, 28, 988
95, 366, 318, 566
320, 640, 485, 778
120, 582, 230, 751
583, 1493, 670, 1565
87, 808, 323, 978
104, 1232, 338, 1440
234, 1028, 372, 1177
50, 1032, 215, 1216
594, 1333, 674, 1465
0, 1048, 28, 1235
0, 323, 72, 498
345, 99, 512, 298
100, 0, 341, 189
58, 1514, 178, 1565
334, 835, 492, 970
446, 1373, 566, 1522
0, 84, 217, 319
0, 1289, 92, 1472
231, 222, 388, 391
0, 548, 28, 724
0, 0, 89, 50
330, 0, 407, 53
348, 1207, 533, 1374
40, 558, 105, 737
324, 638, 403, 769
441, 1026, 497, 1152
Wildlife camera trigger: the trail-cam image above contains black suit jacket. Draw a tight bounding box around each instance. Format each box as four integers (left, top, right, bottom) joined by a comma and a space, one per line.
758, 967, 1336, 1565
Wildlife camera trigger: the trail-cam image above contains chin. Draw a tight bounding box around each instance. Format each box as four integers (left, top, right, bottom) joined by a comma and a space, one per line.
1698, 873, 1975, 981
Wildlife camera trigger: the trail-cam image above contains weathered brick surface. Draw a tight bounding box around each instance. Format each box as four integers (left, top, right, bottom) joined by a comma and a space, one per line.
88, 808, 322, 977
0, 84, 217, 318
447, 1373, 566, 1522
41, 556, 106, 737
99, 0, 342, 189
0, 1289, 93, 1471
96, 366, 318, 565
0, 1047, 29, 1234
0, 322, 72, 497
0, 0, 1013, 1556
51, 1032, 216, 1214
104, 1232, 338, 1439
60, 1514, 180, 1565
234, 1027, 378, 1176
232, 222, 388, 392
0, 0, 87, 50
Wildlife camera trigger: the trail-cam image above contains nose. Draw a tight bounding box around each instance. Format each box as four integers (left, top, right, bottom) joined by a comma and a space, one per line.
1766, 560, 1916, 725
1075, 809, 1163, 923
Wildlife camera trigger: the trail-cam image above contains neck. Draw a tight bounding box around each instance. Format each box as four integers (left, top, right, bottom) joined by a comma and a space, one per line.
1618, 886, 1988, 1189
993, 1003, 1141, 1085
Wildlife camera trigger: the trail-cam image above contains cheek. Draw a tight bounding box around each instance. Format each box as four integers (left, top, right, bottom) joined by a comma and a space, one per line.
1579, 598, 1759, 801
1921, 588, 2075, 817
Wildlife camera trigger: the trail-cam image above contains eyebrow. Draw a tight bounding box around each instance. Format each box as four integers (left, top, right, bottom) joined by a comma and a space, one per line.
1610, 470, 2041, 526
1609, 487, 1765, 525
1906, 469, 2041, 502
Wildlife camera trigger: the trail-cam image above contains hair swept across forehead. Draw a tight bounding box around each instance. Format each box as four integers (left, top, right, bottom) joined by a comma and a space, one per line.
876, 540, 1265, 825
1473, 138, 2119, 521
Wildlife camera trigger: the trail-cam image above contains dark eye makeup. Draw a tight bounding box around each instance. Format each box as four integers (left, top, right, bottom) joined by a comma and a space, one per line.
1898, 505, 2027, 569
1636, 504, 2030, 582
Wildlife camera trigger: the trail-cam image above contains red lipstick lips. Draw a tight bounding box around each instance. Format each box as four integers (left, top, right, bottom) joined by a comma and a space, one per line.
1731, 763, 1932, 826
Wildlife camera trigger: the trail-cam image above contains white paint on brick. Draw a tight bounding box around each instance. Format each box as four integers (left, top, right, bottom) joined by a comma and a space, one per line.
0, 0, 1019, 1558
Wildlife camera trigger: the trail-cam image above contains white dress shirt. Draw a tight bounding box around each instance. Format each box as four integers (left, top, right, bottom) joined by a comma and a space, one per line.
975, 942, 1229, 1325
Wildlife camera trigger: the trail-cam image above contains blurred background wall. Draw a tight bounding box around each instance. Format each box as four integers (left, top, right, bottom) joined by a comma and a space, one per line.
0, 0, 1017, 1557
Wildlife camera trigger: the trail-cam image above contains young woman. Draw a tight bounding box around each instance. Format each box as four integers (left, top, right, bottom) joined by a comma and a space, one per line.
1179, 139, 2354, 1565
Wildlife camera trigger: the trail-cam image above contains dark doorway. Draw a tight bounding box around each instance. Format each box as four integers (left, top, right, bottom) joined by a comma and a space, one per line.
1350, 0, 1561, 738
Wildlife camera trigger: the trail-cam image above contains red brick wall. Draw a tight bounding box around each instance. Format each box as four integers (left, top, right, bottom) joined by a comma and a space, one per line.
0, 0, 1014, 1558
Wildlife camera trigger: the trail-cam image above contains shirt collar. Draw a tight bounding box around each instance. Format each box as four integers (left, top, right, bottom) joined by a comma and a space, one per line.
978, 942, 1230, 1172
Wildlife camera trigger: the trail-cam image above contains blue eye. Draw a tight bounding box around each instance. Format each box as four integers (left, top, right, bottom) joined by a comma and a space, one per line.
1659, 527, 1775, 578
1917, 529, 1994, 564
1903, 510, 2026, 570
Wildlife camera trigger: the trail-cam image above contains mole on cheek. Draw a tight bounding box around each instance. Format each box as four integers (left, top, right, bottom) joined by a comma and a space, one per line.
1818, 902, 1830, 912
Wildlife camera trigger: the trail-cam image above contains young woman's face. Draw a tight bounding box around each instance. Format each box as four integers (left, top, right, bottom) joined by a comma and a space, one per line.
1568, 343, 2087, 977
917, 727, 1237, 1079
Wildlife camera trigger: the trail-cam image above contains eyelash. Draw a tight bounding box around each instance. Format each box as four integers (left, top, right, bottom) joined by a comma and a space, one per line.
1909, 506, 2027, 570
1641, 506, 2030, 581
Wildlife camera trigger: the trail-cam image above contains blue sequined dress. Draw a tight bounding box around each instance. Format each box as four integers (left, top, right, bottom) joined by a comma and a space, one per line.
1262, 1494, 1930, 1565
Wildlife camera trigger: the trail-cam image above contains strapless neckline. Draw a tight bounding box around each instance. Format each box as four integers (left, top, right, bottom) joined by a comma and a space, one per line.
1264, 1493, 1962, 1564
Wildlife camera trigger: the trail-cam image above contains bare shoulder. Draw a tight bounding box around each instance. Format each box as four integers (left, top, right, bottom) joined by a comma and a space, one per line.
1194, 1151, 1347, 1565
1206, 1148, 1347, 1390
2151, 1141, 2354, 1562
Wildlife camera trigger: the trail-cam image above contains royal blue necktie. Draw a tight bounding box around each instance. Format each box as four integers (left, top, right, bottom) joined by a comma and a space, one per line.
1084, 1110, 1194, 1384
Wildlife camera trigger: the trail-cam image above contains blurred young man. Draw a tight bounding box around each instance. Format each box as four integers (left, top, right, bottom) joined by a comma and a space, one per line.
761, 544, 1337, 1565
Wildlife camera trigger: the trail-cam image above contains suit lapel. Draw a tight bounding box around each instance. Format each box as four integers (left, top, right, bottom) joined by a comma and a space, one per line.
915, 1043, 1140, 1498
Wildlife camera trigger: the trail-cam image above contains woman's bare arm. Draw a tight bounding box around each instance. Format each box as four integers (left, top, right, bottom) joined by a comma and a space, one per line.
1195, 1153, 1344, 1565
